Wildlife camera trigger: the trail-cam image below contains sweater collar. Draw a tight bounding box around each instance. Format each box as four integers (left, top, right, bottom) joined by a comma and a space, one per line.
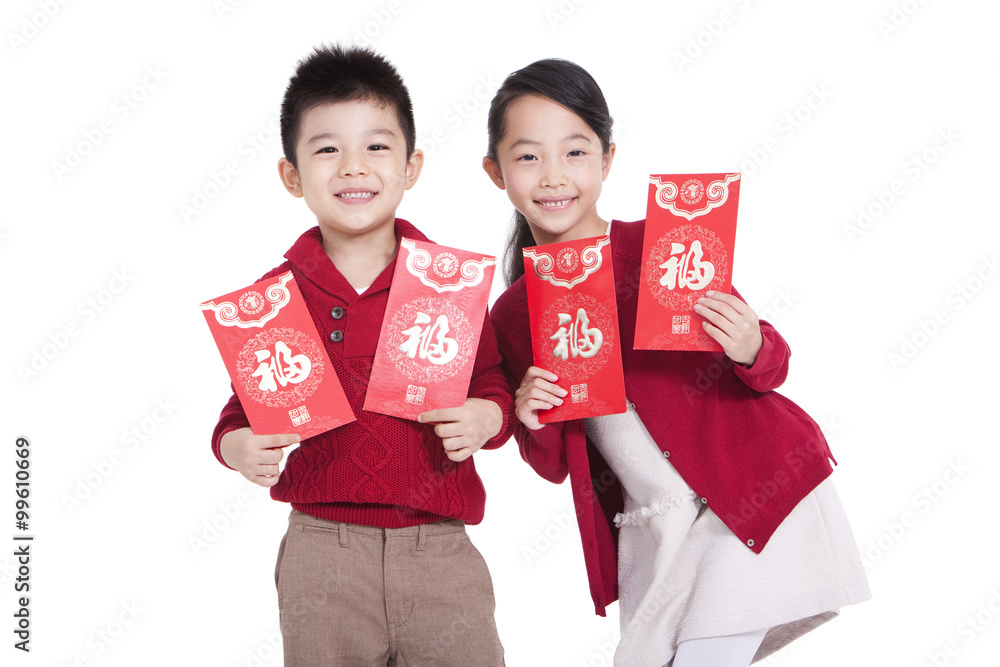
283, 218, 431, 300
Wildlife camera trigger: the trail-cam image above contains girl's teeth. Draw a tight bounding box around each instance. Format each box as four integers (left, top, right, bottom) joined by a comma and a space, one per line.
540, 199, 571, 208
339, 192, 374, 199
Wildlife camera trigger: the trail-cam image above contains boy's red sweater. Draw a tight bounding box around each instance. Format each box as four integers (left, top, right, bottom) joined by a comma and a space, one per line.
212, 219, 514, 527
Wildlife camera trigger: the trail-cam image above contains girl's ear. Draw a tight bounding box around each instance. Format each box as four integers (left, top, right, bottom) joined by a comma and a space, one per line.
482, 157, 506, 190
601, 144, 616, 181
278, 157, 303, 197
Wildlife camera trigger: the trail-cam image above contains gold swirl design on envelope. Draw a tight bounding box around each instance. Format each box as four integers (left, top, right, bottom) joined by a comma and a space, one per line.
201, 271, 293, 329
524, 236, 609, 289
401, 238, 495, 294
650, 173, 739, 220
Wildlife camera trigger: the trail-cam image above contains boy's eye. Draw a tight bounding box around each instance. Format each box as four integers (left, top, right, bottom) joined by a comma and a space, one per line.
369, 144, 389, 151
316, 146, 337, 154
568, 149, 586, 157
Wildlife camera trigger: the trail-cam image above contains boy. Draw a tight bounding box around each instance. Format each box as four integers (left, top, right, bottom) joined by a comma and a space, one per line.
211, 45, 512, 666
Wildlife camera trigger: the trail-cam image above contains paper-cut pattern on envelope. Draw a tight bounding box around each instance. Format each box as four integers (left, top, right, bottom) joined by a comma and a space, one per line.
523, 236, 609, 289
201, 271, 293, 328
649, 173, 740, 221
401, 238, 495, 293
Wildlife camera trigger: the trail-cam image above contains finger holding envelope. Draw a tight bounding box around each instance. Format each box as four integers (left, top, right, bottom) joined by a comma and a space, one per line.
692, 290, 763, 366
417, 397, 503, 462
515, 366, 567, 431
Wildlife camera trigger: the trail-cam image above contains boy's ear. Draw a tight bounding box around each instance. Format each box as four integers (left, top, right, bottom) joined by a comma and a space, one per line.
601, 144, 616, 181
482, 157, 505, 190
278, 157, 303, 197
404, 149, 424, 190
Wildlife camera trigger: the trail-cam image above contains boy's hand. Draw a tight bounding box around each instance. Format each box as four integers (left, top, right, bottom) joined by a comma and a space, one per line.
513, 366, 566, 431
220, 427, 300, 487
693, 290, 763, 367
418, 398, 503, 462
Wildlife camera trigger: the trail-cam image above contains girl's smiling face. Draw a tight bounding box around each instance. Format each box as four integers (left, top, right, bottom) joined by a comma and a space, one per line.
484, 94, 614, 246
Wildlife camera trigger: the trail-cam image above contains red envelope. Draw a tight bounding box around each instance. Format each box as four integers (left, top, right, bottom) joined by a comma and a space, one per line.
635, 173, 741, 351
364, 238, 496, 421
523, 236, 627, 423
201, 272, 355, 438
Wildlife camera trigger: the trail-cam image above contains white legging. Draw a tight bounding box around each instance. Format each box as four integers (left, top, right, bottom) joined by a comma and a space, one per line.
671, 627, 768, 667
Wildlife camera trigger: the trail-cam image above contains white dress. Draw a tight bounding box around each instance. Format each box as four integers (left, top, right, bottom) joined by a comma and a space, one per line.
585, 404, 871, 667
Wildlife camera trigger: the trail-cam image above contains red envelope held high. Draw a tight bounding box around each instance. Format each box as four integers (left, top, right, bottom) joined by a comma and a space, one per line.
523, 235, 627, 423
364, 238, 496, 421
201, 272, 355, 438
635, 173, 741, 351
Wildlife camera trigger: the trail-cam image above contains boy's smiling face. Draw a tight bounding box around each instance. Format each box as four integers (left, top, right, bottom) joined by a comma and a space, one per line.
279, 99, 422, 242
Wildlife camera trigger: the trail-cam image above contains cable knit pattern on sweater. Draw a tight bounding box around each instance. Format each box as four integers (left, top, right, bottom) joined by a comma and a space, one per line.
211, 220, 513, 527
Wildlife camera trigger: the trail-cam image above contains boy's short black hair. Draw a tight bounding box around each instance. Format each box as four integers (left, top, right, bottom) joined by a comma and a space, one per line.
280, 44, 416, 167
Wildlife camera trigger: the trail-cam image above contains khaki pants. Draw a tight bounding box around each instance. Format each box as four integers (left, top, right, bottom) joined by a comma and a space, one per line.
275, 510, 505, 666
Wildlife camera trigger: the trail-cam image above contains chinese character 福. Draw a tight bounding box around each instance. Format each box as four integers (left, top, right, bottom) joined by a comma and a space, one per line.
659, 240, 715, 291
252, 341, 312, 392
400, 312, 459, 366
550, 308, 603, 361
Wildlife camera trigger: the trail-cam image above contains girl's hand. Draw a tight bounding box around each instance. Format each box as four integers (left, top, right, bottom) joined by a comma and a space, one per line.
514, 366, 567, 431
693, 290, 763, 367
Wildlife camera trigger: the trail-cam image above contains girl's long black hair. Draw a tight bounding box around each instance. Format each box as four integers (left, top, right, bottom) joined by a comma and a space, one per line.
485, 59, 614, 287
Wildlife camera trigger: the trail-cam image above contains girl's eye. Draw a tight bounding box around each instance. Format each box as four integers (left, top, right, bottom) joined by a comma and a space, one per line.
515, 154, 537, 162
568, 149, 586, 157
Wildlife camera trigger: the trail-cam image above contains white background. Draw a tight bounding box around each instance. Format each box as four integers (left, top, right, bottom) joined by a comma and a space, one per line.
2, 1, 998, 665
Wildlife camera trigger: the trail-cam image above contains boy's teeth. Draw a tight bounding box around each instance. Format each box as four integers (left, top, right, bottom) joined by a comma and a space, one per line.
339, 191, 374, 199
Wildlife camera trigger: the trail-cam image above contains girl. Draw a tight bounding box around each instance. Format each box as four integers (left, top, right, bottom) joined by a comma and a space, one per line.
483, 59, 871, 667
